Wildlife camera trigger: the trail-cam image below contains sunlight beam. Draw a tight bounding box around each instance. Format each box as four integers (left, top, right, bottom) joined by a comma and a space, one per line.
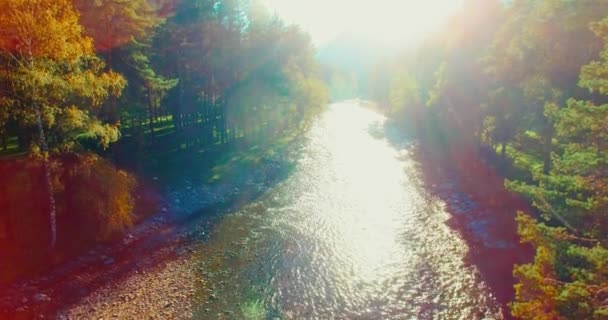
263, 0, 463, 46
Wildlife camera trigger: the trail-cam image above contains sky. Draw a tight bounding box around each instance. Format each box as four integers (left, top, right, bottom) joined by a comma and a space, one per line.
262, 0, 463, 47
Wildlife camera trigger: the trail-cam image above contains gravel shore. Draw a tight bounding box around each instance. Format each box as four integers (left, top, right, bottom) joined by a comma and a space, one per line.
61, 253, 199, 320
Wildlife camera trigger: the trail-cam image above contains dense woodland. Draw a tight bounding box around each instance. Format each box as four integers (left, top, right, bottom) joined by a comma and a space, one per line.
369, 0, 608, 318
0, 0, 327, 277
2, 0, 608, 319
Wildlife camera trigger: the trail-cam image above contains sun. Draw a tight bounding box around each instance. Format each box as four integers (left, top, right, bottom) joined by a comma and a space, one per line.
263, 0, 463, 46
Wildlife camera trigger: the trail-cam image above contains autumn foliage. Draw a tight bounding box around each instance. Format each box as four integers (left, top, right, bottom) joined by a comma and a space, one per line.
0, 0, 93, 60
0, 0, 327, 283
0, 153, 136, 280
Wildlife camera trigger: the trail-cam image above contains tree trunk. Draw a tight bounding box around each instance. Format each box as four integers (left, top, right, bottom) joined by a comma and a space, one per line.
477, 115, 485, 151
17, 126, 28, 151
147, 86, 156, 140
543, 123, 553, 174
36, 107, 57, 249
106, 49, 120, 124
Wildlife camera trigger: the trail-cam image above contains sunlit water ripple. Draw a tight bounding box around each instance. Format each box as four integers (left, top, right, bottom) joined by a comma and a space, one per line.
194, 102, 504, 319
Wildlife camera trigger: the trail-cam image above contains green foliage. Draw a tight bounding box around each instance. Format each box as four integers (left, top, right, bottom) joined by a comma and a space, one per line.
151, 0, 327, 146
323, 65, 360, 101
511, 213, 608, 320
507, 7, 608, 319
0, 57, 126, 151
0, 0, 126, 152
425, 62, 447, 109
367, 1, 608, 318
389, 72, 420, 118
0, 0, 328, 282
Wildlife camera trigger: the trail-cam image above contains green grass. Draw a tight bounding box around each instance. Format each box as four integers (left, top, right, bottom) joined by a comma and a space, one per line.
0, 115, 301, 191
0, 136, 24, 158
207, 133, 299, 182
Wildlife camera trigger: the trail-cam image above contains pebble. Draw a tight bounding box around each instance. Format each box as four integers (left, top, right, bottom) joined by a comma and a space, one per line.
33, 293, 50, 303
42, 165, 279, 320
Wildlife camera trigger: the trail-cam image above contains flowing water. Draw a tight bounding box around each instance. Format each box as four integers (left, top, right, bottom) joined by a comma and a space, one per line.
192, 101, 509, 319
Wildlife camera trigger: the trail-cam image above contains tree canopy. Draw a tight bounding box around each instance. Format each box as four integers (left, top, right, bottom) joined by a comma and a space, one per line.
0, 0, 327, 274
368, 1, 608, 318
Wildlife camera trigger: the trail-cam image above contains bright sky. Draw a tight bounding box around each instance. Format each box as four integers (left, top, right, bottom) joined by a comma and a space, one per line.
263, 0, 463, 46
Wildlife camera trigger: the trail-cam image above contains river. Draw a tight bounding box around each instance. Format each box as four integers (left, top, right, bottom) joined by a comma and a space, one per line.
2, 101, 526, 319
188, 101, 517, 319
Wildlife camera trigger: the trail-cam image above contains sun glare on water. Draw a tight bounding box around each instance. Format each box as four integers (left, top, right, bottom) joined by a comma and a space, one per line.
263, 0, 463, 46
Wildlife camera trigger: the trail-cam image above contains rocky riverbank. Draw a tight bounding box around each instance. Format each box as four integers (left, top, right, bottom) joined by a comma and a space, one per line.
412, 144, 534, 308
0, 126, 532, 319
0, 154, 290, 319
60, 253, 199, 320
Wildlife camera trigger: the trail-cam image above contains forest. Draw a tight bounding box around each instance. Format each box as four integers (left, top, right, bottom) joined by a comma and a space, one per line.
0, 0, 327, 280
368, 0, 608, 318
2, 0, 608, 319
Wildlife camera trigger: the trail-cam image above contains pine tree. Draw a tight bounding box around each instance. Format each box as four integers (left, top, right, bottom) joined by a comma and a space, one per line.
510, 16, 608, 320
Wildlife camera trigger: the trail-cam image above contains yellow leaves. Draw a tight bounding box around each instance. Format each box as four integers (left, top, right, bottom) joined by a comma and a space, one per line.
60, 105, 88, 129
0, 0, 93, 61
516, 211, 542, 245
74, 154, 136, 239
65, 66, 126, 106
87, 121, 120, 149
99, 70, 128, 100
0, 153, 136, 258
512, 245, 564, 320
0, 0, 127, 151
590, 17, 608, 43
579, 17, 608, 96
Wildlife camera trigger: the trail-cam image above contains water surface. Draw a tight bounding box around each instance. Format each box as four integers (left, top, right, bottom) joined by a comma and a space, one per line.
193, 102, 506, 319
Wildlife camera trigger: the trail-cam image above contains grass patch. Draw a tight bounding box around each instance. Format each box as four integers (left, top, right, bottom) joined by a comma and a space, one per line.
0, 136, 24, 158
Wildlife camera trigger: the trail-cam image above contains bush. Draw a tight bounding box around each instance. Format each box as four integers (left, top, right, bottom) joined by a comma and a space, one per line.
0, 153, 136, 278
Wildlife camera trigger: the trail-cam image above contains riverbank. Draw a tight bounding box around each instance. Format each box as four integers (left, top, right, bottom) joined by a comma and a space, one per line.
412, 143, 534, 308
1, 103, 534, 319
61, 246, 200, 319
378, 113, 534, 316
53, 144, 533, 320
0, 137, 297, 319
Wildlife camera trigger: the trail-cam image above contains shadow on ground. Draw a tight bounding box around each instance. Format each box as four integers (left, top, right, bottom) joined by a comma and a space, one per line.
371, 119, 533, 319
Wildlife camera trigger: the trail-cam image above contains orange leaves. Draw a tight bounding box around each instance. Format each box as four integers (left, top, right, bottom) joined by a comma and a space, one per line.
0, 153, 137, 247
0, 0, 129, 151
64, 153, 136, 239
0, 0, 93, 60
73, 0, 166, 52
0, 0, 171, 56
